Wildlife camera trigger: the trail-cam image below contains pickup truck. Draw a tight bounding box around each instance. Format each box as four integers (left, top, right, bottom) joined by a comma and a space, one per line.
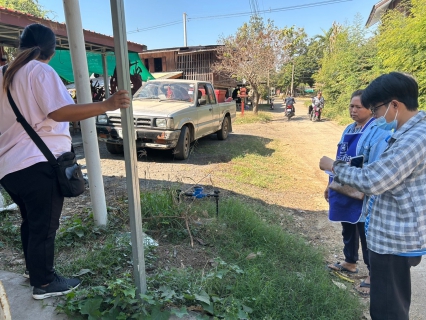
95, 79, 236, 160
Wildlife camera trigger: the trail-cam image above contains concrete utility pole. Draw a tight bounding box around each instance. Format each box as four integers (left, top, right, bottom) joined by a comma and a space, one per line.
63, 0, 108, 226
183, 12, 188, 46
290, 63, 295, 96
110, 0, 147, 296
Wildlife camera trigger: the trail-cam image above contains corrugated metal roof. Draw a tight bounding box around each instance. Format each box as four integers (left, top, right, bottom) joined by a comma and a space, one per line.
0, 6, 146, 52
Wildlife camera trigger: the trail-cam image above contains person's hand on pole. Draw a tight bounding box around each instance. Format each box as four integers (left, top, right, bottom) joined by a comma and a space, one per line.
103, 89, 130, 111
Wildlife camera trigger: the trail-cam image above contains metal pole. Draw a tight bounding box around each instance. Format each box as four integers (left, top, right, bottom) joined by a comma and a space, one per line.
102, 51, 110, 99
183, 13, 187, 46
63, 0, 107, 226
110, 0, 147, 295
290, 63, 295, 96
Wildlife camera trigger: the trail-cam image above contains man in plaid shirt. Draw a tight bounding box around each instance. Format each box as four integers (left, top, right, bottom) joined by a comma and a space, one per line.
320, 72, 426, 320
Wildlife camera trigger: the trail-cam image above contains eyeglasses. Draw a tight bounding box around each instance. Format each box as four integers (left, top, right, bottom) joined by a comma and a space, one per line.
371, 101, 390, 115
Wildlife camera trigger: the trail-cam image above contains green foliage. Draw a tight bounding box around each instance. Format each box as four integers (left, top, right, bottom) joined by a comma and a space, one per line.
376, 0, 426, 106
314, 18, 380, 122
0, 211, 21, 249
56, 193, 361, 319
0, 0, 48, 17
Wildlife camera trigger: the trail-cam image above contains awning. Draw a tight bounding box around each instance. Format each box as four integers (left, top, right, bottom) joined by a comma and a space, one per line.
365, 0, 393, 27
49, 49, 154, 83
150, 71, 183, 79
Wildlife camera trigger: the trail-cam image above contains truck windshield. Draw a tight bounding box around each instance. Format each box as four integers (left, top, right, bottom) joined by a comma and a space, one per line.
134, 81, 195, 102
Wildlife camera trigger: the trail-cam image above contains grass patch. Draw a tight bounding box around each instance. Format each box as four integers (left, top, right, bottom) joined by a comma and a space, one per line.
34, 189, 362, 319
194, 137, 303, 193
233, 111, 272, 125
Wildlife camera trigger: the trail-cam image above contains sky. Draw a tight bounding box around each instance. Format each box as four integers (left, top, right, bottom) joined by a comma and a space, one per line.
36, 0, 380, 50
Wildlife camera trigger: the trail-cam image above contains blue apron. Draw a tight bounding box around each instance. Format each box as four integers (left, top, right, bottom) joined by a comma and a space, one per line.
328, 118, 374, 223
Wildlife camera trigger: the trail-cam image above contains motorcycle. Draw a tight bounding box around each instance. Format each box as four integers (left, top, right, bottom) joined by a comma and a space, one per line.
285, 104, 295, 120
310, 105, 322, 122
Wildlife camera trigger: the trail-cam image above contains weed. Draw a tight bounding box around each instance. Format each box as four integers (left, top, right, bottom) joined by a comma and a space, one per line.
56, 190, 361, 319
0, 211, 21, 249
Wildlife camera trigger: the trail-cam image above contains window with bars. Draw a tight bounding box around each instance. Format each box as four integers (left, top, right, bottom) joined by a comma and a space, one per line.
177, 52, 213, 82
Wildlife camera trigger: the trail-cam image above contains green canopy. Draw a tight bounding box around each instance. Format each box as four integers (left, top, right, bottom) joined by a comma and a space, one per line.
49, 49, 154, 83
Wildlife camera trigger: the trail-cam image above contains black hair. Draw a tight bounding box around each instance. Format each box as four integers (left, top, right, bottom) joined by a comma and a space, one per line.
351, 89, 363, 99
361, 72, 419, 111
3, 24, 56, 91
350, 89, 367, 108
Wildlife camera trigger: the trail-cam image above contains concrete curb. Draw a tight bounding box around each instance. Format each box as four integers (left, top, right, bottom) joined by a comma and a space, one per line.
0, 270, 67, 320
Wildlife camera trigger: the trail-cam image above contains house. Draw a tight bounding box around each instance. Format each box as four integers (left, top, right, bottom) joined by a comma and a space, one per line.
139, 45, 236, 91
365, 0, 409, 27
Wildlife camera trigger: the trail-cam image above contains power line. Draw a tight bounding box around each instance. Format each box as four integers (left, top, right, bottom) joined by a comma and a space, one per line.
127, 0, 352, 34
189, 0, 352, 20
127, 20, 181, 34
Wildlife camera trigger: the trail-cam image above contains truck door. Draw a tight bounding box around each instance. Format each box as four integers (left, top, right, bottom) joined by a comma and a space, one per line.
196, 83, 214, 137
206, 83, 220, 131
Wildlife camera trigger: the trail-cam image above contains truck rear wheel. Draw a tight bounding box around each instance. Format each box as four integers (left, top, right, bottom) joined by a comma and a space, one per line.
217, 116, 230, 140
106, 142, 124, 154
174, 126, 191, 160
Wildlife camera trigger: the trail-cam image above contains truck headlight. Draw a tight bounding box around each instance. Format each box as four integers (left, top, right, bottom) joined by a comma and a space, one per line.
155, 118, 167, 128
97, 114, 108, 125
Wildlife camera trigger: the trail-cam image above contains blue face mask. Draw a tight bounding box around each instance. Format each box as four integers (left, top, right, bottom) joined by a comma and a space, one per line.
375, 103, 398, 131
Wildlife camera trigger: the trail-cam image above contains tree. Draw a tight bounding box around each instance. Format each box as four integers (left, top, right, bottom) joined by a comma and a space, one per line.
0, 0, 50, 62
212, 16, 298, 114
0, 0, 48, 17
376, 0, 426, 106
313, 18, 379, 122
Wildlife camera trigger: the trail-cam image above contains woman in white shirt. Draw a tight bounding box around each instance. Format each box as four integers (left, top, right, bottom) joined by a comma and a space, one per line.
0, 23, 130, 300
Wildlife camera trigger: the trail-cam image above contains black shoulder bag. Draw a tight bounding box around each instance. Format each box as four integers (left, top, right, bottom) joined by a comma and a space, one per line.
2, 65, 85, 197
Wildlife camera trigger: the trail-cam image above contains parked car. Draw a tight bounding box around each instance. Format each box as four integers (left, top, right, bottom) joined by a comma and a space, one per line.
96, 79, 236, 160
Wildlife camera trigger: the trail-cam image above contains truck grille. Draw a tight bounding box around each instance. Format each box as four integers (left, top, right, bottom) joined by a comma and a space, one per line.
108, 116, 152, 127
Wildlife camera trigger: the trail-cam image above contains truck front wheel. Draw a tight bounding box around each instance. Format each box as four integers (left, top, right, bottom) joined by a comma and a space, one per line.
217, 116, 230, 140
106, 142, 124, 154
174, 126, 191, 160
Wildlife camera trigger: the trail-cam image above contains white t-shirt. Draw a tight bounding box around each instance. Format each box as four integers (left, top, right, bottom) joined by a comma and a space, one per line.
0, 60, 75, 180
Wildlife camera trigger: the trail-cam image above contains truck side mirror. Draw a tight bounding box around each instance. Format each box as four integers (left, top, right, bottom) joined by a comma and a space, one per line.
198, 98, 207, 106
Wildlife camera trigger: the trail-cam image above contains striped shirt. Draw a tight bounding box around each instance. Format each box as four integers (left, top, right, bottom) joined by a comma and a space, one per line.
333, 111, 426, 254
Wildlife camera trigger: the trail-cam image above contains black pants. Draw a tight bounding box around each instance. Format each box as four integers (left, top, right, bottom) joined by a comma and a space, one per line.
0, 162, 63, 287
341, 222, 369, 271
369, 251, 421, 320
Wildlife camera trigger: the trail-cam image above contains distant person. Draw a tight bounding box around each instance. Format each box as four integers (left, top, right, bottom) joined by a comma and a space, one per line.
310, 92, 324, 119
284, 95, 296, 113
0, 23, 130, 300
320, 72, 426, 320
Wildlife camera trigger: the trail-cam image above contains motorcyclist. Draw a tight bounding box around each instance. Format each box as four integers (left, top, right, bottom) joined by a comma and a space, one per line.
311, 92, 325, 120
284, 95, 296, 114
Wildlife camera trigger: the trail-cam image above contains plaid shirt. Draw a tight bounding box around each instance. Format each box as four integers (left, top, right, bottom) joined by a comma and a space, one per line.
333, 111, 426, 254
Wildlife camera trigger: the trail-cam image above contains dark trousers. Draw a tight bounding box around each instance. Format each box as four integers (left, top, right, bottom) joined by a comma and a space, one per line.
0, 162, 64, 287
341, 222, 369, 271
369, 251, 421, 320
